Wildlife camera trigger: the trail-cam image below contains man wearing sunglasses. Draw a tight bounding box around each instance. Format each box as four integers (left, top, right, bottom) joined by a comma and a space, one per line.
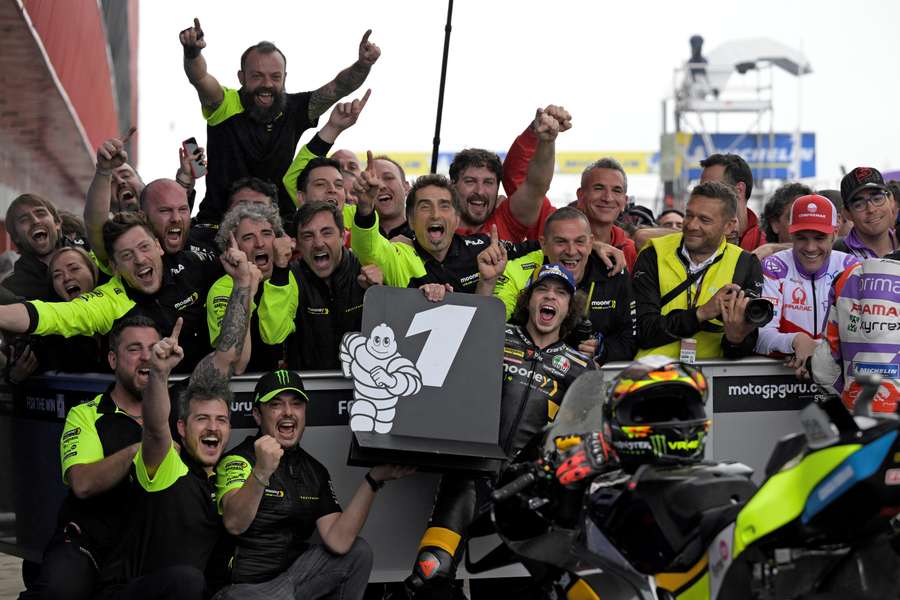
833, 167, 898, 259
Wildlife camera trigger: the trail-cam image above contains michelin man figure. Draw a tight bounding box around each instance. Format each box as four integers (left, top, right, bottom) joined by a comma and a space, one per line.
340, 323, 423, 433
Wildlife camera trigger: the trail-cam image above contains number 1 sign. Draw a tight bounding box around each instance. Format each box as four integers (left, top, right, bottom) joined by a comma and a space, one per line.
342, 286, 507, 473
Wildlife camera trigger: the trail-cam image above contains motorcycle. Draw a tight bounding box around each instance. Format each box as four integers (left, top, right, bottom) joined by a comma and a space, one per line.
470, 370, 900, 599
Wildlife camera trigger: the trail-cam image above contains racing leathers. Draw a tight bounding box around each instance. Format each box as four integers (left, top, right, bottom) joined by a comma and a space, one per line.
407, 325, 595, 593
812, 255, 900, 412
495, 250, 637, 363
756, 248, 858, 355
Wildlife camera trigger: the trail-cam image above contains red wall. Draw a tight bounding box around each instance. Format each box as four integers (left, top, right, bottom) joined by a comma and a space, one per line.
23, 0, 120, 150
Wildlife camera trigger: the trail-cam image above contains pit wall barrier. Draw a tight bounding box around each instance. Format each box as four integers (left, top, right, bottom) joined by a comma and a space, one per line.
0, 357, 808, 581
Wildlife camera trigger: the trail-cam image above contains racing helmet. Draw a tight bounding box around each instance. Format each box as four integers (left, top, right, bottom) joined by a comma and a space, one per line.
604, 357, 710, 471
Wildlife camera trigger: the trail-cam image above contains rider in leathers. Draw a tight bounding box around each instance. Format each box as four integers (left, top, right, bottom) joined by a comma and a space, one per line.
406, 263, 595, 598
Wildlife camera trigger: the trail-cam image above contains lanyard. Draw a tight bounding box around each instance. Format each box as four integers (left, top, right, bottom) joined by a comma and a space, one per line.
685, 269, 708, 309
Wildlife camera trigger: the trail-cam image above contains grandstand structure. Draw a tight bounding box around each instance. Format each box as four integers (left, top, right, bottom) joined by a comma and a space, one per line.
0, 0, 139, 251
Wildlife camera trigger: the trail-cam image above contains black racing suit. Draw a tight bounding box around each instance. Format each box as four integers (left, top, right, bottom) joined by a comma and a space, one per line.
407, 325, 595, 593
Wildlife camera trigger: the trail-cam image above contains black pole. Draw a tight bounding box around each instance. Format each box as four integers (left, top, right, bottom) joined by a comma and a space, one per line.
430, 0, 454, 174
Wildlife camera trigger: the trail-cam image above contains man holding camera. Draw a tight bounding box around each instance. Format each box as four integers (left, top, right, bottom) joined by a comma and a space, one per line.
632, 181, 764, 361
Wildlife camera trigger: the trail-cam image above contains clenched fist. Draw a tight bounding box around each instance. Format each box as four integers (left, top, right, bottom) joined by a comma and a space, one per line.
254, 434, 284, 482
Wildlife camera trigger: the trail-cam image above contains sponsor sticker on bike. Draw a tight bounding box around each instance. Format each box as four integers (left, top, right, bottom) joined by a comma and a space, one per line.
708, 522, 735, 599
885, 468, 900, 486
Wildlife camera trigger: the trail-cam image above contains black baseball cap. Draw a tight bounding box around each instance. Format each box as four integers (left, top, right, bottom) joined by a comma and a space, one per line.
253, 369, 309, 404
840, 167, 888, 204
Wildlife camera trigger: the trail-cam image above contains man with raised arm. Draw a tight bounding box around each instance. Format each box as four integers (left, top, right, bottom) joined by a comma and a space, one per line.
96, 243, 255, 600
0, 213, 237, 372
451, 105, 569, 241
19, 316, 160, 600
212, 368, 411, 598
179, 18, 380, 221
479, 207, 638, 364
351, 167, 538, 293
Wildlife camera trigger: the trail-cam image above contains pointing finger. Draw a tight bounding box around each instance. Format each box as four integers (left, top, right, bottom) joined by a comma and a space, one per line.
361, 29, 372, 44
359, 88, 372, 107
366, 150, 374, 171
170, 317, 183, 342
193, 18, 203, 37
120, 126, 137, 145
490, 223, 499, 246
229, 232, 238, 250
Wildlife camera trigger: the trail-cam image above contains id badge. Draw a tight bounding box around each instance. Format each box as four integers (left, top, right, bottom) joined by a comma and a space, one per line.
679, 338, 697, 364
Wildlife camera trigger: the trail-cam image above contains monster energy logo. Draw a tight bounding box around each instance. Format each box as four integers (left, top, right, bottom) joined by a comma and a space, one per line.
274, 370, 290, 385
650, 435, 667, 456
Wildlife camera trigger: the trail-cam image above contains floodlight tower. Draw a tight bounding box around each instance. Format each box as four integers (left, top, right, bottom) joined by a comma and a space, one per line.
660, 37, 812, 214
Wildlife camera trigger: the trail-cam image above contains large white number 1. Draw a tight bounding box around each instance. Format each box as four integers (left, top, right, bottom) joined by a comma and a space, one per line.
405, 305, 477, 387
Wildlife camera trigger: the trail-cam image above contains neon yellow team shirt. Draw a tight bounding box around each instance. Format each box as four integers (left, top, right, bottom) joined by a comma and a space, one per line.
60, 397, 107, 484
214, 454, 253, 513
135, 443, 189, 493
205, 272, 299, 345
30, 276, 135, 337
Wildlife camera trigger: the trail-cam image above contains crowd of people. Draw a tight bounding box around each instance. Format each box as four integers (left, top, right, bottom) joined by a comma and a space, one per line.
3, 17, 900, 600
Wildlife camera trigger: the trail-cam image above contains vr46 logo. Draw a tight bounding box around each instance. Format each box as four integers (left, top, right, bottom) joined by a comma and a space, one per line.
650, 434, 702, 455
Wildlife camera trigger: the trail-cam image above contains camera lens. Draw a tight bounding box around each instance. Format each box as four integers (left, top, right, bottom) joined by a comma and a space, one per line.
744, 298, 774, 327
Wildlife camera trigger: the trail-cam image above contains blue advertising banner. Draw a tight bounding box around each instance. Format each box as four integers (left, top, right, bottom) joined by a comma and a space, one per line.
680, 132, 816, 180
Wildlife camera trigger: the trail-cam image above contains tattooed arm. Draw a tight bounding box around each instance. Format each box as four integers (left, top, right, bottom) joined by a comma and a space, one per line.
192, 239, 255, 385
307, 30, 380, 121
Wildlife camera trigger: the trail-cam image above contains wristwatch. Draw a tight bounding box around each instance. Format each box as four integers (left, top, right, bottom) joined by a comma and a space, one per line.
365, 472, 384, 492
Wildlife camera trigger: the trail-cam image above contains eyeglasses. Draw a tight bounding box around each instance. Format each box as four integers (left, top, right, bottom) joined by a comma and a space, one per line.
848, 192, 889, 212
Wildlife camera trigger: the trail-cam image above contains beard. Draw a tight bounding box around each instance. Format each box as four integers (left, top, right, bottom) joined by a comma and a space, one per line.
117, 372, 144, 401
239, 86, 287, 124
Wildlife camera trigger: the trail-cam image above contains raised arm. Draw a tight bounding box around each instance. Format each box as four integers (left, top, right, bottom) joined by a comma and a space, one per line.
204, 234, 255, 378
284, 89, 371, 204
475, 225, 508, 297
179, 18, 225, 111
142, 319, 185, 478
87, 130, 135, 264
307, 30, 380, 121
506, 106, 569, 227
219, 435, 283, 535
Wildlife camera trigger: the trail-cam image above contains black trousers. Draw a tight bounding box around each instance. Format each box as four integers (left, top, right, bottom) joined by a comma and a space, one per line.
102, 565, 206, 600
18, 531, 96, 600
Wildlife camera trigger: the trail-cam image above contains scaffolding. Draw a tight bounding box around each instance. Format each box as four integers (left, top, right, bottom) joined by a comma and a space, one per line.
659, 38, 812, 213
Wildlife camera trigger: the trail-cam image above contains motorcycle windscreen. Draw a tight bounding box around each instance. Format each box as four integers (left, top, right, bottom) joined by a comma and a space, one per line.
543, 370, 611, 456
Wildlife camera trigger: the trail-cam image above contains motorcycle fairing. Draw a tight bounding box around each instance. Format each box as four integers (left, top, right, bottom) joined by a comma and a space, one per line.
801, 430, 897, 524
733, 444, 860, 558
655, 554, 710, 599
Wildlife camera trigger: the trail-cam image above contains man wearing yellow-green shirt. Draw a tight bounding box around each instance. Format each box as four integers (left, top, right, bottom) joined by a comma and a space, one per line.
179, 18, 381, 222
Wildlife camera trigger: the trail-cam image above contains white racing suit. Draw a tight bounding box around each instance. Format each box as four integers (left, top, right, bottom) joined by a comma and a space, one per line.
756, 248, 857, 355
811, 256, 900, 412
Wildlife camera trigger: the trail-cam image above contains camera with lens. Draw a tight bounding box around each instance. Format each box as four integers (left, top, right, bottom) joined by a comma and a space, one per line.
744, 296, 774, 327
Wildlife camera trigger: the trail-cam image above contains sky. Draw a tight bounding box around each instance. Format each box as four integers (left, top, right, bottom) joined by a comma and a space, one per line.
137, 0, 900, 212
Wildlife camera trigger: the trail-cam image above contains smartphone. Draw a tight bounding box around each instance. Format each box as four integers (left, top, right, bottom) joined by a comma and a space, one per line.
182, 137, 206, 178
